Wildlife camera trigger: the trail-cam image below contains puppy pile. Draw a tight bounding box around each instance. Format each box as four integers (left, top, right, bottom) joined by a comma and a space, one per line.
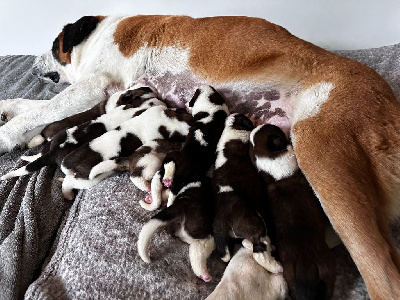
1, 84, 336, 299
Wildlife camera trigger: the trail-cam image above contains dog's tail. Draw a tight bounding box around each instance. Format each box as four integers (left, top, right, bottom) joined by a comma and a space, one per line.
88, 158, 128, 180
137, 205, 181, 263
1, 152, 50, 180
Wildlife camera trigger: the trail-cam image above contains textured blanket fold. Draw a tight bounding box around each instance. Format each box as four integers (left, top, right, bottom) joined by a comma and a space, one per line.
0, 44, 399, 299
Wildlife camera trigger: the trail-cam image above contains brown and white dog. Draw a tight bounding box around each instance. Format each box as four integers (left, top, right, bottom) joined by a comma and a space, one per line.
1, 15, 400, 299
250, 123, 336, 300
212, 113, 281, 274
138, 177, 215, 282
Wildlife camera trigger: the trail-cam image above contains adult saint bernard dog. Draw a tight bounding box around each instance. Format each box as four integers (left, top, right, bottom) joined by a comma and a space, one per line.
0, 15, 400, 300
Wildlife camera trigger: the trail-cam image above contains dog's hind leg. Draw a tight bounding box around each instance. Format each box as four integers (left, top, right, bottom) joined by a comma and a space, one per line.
213, 221, 232, 263
242, 238, 283, 274
137, 204, 182, 262
188, 236, 215, 282
293, 115, 400, 300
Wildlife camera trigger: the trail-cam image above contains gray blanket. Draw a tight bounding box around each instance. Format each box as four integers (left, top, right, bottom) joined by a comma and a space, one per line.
0, 44, 399, 299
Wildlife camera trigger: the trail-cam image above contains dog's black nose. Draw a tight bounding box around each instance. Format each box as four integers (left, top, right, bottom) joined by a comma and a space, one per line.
43, 72, 60, 83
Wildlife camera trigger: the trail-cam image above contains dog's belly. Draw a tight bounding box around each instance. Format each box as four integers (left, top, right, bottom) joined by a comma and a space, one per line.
145, 72, 293, 135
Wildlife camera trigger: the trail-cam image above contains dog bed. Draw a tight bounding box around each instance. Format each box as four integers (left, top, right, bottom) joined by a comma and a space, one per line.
0, 43, 399, 299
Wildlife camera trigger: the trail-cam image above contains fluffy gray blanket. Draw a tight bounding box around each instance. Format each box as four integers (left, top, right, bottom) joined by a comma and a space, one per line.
0, 44, 399, 299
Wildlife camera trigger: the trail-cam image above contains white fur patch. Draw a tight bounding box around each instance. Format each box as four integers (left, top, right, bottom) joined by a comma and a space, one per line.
218, 185, 234, 193
138, 219, 167, 263
215, 114, 251, 169
190, 85, 229, 122
177, 181, 202, 196
194, 129, 208, 146
1, 166, 29, 180
291, 82, 334, 145
21, 153, 42, 162
163, 161, 176, 181
89, 160, 118, 179
254, 145, 298, 180
60, 126, 78, 148
141, 171, 163, 211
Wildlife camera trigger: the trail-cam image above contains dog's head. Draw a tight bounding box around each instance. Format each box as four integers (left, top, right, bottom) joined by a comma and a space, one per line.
250, 123, 298, 180
226, 113, 254, 132
186, 85, 229, 118
32, 16, 104, 84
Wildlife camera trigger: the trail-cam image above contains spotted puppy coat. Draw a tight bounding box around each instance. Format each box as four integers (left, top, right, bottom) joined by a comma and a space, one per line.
250, 123, 336, 300
88, 138, 184, 195
212, 113, 282, 274
138, 177, 215, 282
60, 104, 192, 200
1, 86, 160, 182
148, 85, 228, 211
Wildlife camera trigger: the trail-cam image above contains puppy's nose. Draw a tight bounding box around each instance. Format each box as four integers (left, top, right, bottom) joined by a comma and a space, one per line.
43, 72, 60, 83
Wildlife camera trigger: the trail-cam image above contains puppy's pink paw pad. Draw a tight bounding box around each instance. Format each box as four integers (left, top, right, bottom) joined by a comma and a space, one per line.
198, 274, 212, 282
162, 178, 172, 187
144, 194, 152, 204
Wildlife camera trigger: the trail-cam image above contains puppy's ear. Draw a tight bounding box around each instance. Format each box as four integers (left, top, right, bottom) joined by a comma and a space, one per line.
62, 16, 102, 53
266, 134, 288, 152
188, 89, 200, 108
233, 114, 254, 131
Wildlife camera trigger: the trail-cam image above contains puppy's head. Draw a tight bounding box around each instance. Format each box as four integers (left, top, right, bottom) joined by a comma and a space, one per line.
105, 86, 164, 113
33, 16, 104, 84
250, 124, 298, 180
187, 85, 229, 117
226, 113, 254, 132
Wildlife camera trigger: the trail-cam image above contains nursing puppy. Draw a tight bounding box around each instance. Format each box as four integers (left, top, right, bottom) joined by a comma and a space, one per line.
153, 85, 229, 209
88, 139, 183, 193
1, 86, 160, 181
2, 15, 400, 298
206, 246, 287, 300
212, 113, 281, 274
138, 177, 215, 282
250, 124, 336, 300
60, 105, 192, 199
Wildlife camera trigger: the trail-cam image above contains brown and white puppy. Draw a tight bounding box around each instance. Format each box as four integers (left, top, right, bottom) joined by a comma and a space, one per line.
60, 105, 192, 200
88, 139, 183, 194
206, 245, 287, 300
212, 113, 281, 274
250, 124, 336, 300
153, 85, 228, 209
1, 15, 400, 299
1, 86, 160, 181
138, 177, 215, 282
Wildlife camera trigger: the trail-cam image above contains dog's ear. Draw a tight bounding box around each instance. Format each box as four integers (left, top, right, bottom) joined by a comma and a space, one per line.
232, 114, 254, 131
188, 89, 201, 108
266, 134, 288, 152
62, 16, 102, 53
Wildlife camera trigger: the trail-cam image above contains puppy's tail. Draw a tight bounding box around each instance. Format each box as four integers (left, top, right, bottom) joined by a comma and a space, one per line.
137, 205, 181, 263
89, 158, 128, 180
1, 152, 50, 180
